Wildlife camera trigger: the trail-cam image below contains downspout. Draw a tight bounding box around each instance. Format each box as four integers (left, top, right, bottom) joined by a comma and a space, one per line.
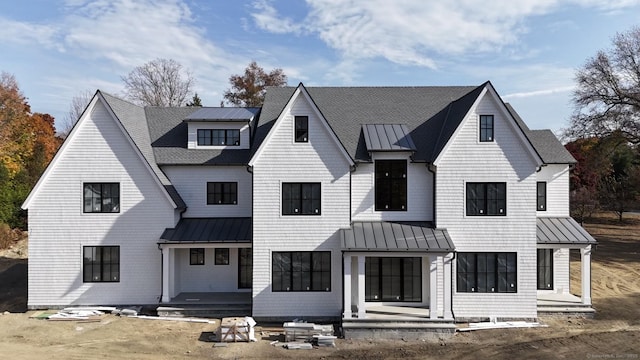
158, 243, 163, 303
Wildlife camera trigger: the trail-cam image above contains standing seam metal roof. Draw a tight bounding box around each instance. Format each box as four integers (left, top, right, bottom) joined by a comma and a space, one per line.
341, 221, 455, 252
362, 124, 417, 151
537, 217, 597, 244
160, 218, 252, 243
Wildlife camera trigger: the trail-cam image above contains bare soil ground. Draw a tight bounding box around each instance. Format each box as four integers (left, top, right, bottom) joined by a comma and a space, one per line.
1, 213, 639, 359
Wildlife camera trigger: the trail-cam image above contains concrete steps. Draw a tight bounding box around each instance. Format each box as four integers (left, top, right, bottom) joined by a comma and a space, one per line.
156, 303, 252, 318
342, 318, 456, 340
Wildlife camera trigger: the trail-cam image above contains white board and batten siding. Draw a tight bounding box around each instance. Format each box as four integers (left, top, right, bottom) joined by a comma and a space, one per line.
187, 122, 250, 150
436, 92, 539, 319
352, 153, 434, 222
163, 166, 251, 218
27, 100, 176, 308
536, 164, 570, 217
251, 94, 351, 318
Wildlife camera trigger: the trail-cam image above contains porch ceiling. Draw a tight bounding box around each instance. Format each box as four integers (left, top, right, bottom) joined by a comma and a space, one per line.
160, 217, 251, 244
341, 221, 454, 252
537, 217, 597, 245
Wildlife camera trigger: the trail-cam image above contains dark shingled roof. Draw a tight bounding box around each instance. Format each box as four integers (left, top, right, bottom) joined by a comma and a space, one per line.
146, 107, 252, 165
537, 217, 597, 245
160, 217, 252, 243
256, 85, 483, 162
100, 92, 186, 209
341, 221, 454, 252
184, 107, 260, 122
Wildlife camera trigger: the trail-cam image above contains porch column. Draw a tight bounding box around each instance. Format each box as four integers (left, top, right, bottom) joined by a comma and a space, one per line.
581, 245, 592, 305
357, 256, 366, 319
161, 246, 170, 303
429, 255, 438, 319
443, 253, 453, 320
343, 254, 352, 318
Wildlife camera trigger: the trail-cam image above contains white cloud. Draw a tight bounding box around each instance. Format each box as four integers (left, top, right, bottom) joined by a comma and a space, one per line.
250, 0, 640, 71
503, 86, 574, 99
0, 17, 63, 51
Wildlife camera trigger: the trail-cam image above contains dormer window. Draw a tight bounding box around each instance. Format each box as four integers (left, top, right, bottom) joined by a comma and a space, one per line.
295, 116, 308, 143
480, 115, 494, 142
197, 129, 240, 146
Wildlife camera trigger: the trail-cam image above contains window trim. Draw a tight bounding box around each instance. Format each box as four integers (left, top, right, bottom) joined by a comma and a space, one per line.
456, 252, 517, 293
282, 182, 321, 216
465, 182, 507, 216
294, 116, 309, 143
215, 248, 230, 265
197, 129, 240, 146
190, 248, 205, 265
83, 246, 120, 283
537, 249, 554, 290
479, 115, 494, 142
374, 160, 408, 211
537, 181, 547, 211
206, 182, 238, 205
272, 251, 331, 292
83, 182, 120, 213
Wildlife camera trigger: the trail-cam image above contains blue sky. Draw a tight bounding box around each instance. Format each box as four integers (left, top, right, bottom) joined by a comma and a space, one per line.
1, 0, 639, 135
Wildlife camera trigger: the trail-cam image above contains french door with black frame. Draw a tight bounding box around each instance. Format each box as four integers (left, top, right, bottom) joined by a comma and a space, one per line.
365, 257, 422, 302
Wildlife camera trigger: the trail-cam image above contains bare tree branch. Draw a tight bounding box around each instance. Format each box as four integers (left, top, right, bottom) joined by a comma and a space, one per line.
121, 58, 194, 107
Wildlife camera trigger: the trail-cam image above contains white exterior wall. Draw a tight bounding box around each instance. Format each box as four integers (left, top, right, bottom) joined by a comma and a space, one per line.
27, 100, 176, 308
175, 247, 250, 293
251, 94, 351, 318
436, 93, 538, 319
536, 164, 570, 217
352, 153, 434, 221
163, 165, 251, 218
554, 248, 570, 294
187, 121, 250, 149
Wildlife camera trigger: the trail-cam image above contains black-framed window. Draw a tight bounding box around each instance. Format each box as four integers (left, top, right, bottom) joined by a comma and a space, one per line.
215, 248, 229, 265
480, 115, 494, 142
295, 116, 308, 142
238, 248, 252, 289
375, 160, 407, 211
83, 246, 120, 282
272, 251, 331, 292
207, 182, 237, 205
282, 183, 321, 215
83, 183, 120, 213
537, 249, 553, 290
466, 182, 506, 216
457, 252, 517, 293
190, 248, 205, 265
365, 257, 421, 302
537, 181, 547, 211
197, 129, 240, 146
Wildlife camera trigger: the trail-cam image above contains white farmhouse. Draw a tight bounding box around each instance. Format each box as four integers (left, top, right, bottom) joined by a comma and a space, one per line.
22, 82, 596, 335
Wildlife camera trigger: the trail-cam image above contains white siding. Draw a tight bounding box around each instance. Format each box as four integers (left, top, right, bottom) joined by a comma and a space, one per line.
252, 94, 351, 318
187, 122, 250, 149
163, 166, 251, 218
27, 100, 176, 308
436, 93, 538, 319
536, 164, 570, 217
175, 247, 250, 293
554, 248, 570, 294
352, 153, 433, 222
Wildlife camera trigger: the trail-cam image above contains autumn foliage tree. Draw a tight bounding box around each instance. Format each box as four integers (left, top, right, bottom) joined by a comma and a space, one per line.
0, 72, 61, 230
223, 61, 287, 107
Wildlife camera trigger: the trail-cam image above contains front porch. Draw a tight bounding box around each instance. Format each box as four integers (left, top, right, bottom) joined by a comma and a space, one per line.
157, 292, 252, 318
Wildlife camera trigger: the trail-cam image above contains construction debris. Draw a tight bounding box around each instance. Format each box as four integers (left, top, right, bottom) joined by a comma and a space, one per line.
283, 322, 334, 343
47, 309, 104, 321
457, 321, 548, 332
217, 317, 257, 342
284, 342, 313, 350
313, 334, 338, 347
132, 315, 216, 324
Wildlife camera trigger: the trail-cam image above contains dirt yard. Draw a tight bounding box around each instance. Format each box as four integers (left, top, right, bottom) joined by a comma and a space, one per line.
1, 213, 639, 359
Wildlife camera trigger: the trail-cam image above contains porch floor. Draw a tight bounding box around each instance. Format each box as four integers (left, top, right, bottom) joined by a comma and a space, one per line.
364, 305, 431, 320
537, 293, 595, 315
157, 292, 252, 318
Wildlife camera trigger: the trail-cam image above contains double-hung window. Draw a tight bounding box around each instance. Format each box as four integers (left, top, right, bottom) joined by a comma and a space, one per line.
272, 251, 331, 291
537, 182, 547, 211
84, 183, 120, 213
83, 246, 120, 282
295, 116, 308, 142
375, 160, 407, 211
457, 252, 517, 293
207, 182, 237, 205
282, 183, 321, 215
480, 115, 494, 142
466, 182, 506, 216
197, 129, 240, 146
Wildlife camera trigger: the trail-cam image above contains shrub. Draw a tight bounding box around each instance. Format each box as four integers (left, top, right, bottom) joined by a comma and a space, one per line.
0, 222, 18, 250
